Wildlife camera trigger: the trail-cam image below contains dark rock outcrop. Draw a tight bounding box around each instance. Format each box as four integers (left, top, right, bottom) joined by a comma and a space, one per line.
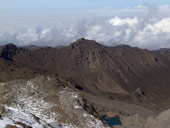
0, 43, 17, 61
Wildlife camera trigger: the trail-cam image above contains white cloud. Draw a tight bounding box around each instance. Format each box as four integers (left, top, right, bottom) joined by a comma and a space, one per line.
109, 17, 139, 26
1, 5, 170, 49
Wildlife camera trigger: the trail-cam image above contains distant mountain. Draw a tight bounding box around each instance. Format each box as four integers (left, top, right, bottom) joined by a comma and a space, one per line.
21, 45, 44, 50
1, 38, 170, 121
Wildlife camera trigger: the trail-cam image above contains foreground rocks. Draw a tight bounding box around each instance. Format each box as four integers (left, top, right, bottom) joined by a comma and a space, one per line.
0, 76, 108, 128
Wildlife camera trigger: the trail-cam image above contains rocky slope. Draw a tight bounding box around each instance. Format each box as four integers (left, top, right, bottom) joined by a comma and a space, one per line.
0, 76, 108, 128
115, 108, 170, 128
1, 76, 170, 128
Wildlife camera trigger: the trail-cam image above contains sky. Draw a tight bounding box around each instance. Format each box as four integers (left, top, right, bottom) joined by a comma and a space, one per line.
1, 0, 170, 13
1, 0, 170, 49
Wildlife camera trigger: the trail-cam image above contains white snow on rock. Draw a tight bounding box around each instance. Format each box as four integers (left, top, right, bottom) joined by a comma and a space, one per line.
0, 77, 108, 128
0, 119, 19, 128
0, 106, 44, 128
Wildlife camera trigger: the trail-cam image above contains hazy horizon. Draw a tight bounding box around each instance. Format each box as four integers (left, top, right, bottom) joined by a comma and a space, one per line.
1, 0, 170, 49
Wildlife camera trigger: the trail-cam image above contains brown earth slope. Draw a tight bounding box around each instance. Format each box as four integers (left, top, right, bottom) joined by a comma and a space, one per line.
1, 39, 170, 113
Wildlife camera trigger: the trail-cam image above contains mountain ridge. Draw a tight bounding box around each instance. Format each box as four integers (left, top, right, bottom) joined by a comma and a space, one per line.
1, 38, 170, 116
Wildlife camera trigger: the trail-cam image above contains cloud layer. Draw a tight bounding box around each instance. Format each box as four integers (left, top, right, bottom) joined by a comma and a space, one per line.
1, 6, 170, 50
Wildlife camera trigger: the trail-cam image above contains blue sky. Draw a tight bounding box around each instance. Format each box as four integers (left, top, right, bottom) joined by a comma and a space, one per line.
1, 0, 170, 13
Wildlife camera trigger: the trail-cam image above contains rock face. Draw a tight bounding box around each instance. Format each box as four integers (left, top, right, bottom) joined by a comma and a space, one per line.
0, 76, 108, 128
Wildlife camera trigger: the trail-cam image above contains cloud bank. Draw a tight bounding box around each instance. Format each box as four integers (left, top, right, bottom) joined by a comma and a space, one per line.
1, 6, 170, 50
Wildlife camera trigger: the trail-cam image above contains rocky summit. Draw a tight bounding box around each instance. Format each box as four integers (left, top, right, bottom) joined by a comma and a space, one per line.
1, 39, 170, 127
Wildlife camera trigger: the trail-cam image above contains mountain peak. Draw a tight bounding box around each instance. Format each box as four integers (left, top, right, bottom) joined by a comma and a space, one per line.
71, 38, 98, 46
70, 38, 105, 50
116, 44, 131, 48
